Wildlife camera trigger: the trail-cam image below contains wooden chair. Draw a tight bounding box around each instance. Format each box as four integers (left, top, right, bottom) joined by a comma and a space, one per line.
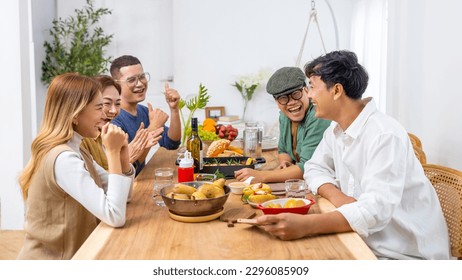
423, 164, 462, 259
408, 133, 426, 164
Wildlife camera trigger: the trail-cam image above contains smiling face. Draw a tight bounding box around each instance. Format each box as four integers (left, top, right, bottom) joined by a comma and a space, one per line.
74, 92, 106, 138
307, 75, 336, 120
102, 85, 121, 123
276, 87, 310, 122
117, 64, 148, 105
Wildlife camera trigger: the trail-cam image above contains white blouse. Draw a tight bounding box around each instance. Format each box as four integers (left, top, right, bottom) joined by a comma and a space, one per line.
55, 133, 134, 227
304, 99, 451, 260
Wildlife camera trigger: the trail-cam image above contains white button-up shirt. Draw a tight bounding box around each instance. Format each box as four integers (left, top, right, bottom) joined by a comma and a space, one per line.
304, 98, 451, 259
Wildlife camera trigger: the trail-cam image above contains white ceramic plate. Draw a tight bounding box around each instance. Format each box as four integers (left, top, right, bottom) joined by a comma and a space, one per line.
246, 199, 259, 208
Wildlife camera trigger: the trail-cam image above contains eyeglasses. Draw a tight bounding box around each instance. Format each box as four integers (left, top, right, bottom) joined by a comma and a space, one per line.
275, 88, 304, 105
117, 72, 150, 87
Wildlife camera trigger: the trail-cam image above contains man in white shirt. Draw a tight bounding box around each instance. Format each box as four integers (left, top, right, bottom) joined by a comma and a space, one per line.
256, 50, 451, 260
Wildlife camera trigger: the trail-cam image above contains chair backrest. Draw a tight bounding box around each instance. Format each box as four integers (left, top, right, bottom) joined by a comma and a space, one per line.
408, 133, 422, 149
423, 164, 462, 258
413, 146, 427, 164
408, 133, 426, 164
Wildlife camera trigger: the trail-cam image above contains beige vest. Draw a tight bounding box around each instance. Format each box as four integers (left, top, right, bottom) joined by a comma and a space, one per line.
17, 145, 101, 259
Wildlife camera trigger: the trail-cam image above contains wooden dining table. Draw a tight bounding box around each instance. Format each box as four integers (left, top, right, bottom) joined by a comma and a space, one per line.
72, 147, 377, 260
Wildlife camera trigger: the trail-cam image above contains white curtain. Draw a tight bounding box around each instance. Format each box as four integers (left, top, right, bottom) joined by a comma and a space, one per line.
350, 0, 388, 112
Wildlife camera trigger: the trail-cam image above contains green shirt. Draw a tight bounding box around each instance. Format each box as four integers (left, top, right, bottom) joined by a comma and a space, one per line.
278, 105, 331, 172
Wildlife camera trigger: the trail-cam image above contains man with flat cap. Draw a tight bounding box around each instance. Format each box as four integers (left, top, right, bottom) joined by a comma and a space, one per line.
234, 67, 330, 183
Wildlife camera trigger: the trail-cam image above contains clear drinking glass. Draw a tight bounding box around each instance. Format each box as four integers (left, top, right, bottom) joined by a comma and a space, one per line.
153, 167, 174, 207
243, 122, 263, 159
285, 179, 307, 198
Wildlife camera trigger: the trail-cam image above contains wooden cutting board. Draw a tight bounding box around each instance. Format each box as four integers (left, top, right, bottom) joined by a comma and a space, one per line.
220, 207, 256, 227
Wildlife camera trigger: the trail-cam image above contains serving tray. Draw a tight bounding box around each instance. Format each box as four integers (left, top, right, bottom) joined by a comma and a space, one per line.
202, 156, 266, 179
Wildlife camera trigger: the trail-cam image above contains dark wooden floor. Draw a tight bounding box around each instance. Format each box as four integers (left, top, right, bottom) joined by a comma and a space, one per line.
0, 230, 24, 260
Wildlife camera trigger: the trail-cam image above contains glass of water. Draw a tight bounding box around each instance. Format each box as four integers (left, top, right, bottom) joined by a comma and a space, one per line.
153, 167, 174, 207
285, 179, 307, 198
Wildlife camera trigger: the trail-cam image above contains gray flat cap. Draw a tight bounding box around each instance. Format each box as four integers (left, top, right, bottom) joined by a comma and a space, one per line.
266, 67, 306, 97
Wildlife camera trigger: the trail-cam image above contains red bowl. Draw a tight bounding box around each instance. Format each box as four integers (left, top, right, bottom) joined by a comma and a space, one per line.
257, 198, 315, 215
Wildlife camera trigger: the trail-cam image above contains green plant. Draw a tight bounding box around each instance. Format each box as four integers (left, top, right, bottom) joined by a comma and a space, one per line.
179, 83, 210, 145
41, 0, 113, 85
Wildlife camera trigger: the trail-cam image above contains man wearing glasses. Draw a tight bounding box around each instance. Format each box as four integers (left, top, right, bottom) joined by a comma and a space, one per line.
110, 55, 181, 176
234, 67, 330, 183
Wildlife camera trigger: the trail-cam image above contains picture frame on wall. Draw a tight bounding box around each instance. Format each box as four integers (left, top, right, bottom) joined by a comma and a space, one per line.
205, 106, 225, 121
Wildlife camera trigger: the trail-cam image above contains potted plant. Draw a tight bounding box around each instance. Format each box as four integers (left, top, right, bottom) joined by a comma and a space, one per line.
179, 83, 210, 146
41, 0, 113, 85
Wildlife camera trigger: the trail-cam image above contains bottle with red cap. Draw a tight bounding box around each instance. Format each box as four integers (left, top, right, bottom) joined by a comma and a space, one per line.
178, 151, 194, 182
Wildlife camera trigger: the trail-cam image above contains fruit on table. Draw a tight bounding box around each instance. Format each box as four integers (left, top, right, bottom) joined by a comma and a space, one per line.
265, 202, 282, 208
212, 178, 226, 188
217, 124, 239, 141
191, 191, 207, 200
283, 199, 306, 208
172, 183, 197, 195
169, 182, 226, 200
197, 183, 225, 198
166, 192, 190, 200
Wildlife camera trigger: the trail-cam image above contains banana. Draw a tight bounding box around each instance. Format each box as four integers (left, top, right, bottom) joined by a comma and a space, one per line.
172, 183, 197, 195
166, 192, 190, 200
198, 183, 225, 198
191, 191, 207, 200
212, 178, 226, 188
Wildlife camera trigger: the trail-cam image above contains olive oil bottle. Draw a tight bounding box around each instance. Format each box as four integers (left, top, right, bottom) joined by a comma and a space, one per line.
186, 117, 203, 173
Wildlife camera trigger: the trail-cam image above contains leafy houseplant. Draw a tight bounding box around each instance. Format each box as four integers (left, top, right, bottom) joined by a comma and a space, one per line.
179, 83, 210, 146
41, 0, 113, 85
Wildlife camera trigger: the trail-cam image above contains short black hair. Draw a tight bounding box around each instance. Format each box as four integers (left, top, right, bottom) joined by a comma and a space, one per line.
304, 50, 368, 100
110, 55, 142, 79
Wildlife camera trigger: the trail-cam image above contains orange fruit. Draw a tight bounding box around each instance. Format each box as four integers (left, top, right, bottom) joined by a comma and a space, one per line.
203, 118, 216, 127
202, 124, 216, 133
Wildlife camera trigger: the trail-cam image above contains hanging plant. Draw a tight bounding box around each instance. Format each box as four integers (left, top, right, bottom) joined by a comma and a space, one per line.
41, 0, 113, 85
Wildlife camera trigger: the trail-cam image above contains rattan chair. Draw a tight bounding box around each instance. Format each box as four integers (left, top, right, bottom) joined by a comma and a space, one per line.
413, 146, 427, 164
408, 133, 423, 149
423, 164, 462, 259
408, 133, 426, 164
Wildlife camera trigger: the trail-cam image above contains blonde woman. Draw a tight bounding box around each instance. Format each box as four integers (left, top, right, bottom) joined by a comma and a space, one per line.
17, 73, 135, 260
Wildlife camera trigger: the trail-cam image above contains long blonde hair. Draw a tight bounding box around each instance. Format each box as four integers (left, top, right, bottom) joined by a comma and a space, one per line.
19, 73, 101, 200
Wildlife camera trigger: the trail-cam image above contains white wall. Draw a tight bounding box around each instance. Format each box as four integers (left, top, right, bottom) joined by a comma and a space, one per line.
0, 0, 31, 229
172, 0, 353, 135
387, 0, 462, 170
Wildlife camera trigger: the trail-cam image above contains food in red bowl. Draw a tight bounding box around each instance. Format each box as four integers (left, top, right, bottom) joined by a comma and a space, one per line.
257, 198, 315, 215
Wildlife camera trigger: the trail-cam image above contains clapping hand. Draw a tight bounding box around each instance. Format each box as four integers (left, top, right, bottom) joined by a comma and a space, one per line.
128, 123, 164, 164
